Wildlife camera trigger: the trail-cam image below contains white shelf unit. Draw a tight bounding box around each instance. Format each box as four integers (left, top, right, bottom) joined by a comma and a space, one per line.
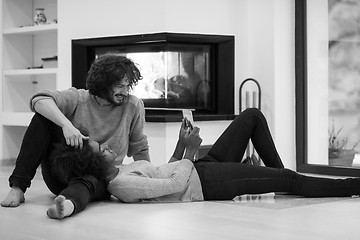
1, 0, 58, 161
3, 23, 57, 35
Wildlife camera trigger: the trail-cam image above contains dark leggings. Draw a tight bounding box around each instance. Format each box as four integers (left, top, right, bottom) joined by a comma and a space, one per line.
195, 108, 360, 200
8, 113, 109, 215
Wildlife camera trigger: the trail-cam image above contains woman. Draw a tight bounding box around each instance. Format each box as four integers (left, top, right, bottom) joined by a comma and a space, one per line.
48, 108, 360, 218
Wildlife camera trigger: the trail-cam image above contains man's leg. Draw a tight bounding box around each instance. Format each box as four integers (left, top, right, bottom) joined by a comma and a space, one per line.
1, 113, 64, 207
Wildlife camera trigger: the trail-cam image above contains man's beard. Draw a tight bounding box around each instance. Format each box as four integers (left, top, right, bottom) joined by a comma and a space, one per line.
106, 93, 128, 106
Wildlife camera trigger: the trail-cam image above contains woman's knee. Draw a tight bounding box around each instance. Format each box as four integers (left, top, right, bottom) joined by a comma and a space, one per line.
241, 108, 263, 117
234, 108, 264, 125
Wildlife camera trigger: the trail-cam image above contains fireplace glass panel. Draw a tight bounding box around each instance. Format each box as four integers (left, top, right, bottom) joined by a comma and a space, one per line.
95, 44, 212, 110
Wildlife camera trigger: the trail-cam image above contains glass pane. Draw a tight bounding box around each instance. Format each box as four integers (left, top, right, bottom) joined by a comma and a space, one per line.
95, 45, 211, 110
307, 0, 360, 168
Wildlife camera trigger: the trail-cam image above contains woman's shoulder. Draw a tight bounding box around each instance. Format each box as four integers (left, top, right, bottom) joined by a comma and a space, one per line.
120, 160, 152, 169
117, 160, 154, 176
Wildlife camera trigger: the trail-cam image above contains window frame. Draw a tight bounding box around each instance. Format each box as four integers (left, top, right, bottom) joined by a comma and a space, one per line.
295, 0, 360, 177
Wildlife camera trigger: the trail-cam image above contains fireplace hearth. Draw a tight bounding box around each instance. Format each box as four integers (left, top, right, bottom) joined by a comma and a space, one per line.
72, 32, 235, 122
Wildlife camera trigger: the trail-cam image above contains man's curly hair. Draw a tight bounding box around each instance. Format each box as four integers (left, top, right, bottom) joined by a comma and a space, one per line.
50, 140, 109, 184
86, 52, 143, 99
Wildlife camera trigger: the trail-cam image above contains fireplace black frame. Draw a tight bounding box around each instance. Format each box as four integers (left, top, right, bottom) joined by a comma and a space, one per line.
72, 32, 236, 122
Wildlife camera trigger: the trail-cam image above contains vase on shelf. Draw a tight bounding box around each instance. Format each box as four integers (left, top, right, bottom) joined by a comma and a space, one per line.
34, 8, 47, 25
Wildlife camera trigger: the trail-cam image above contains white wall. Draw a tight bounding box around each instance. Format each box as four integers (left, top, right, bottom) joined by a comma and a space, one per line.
57, 0, 295, 168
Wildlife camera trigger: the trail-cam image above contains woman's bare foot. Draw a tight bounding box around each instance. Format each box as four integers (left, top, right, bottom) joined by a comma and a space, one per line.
1, 187, 25, 207
47, 195, 74, 219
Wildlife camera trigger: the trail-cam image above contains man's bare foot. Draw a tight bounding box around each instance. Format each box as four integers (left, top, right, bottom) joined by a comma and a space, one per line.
1, 187, 25, 207
47, 195, 74, 219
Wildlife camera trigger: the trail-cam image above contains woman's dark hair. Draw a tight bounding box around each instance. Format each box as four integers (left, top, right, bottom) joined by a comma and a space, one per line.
86, 52, 143, 99
50, 140, 109, 183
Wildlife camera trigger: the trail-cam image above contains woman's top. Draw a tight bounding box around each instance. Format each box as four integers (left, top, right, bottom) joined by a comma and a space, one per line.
107, 158, 204, 203
30, 87, 149, 164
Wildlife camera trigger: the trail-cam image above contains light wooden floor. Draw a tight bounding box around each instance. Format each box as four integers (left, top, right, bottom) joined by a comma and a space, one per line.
1, 166, 360, 240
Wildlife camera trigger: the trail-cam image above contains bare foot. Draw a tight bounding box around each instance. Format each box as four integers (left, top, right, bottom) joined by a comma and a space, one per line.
47, 195, 74, 219
1, 187, 25, 207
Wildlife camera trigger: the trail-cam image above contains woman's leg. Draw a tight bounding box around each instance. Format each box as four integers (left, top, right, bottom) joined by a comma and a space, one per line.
206, 108, 284, 168
195, 162, 360, 200
48, 175, 110, 218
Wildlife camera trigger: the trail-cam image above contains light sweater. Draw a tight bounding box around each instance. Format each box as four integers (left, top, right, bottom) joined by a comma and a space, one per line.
108, 158, 204, 203
30, 87, 149, 164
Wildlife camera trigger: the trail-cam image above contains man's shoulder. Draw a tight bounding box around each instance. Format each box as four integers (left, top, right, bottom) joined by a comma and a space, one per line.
68, 87, 88, 95
66, 87, 90, 101
127, 95, 144, 109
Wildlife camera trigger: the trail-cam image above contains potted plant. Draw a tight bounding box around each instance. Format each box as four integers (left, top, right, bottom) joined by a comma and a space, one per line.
328, 121, 359, 167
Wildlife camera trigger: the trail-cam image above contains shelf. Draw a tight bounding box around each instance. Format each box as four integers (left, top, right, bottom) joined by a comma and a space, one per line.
1, 112, 34, 126
4, 68, 57, 76
3, 24, 58, 35
1, 0, 58, 159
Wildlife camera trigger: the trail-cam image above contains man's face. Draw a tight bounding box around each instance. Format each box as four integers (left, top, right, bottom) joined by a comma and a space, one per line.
106, 76, 131, 106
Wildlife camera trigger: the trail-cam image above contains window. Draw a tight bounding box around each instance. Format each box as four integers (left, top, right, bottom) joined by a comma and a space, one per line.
296, 0, 360, 176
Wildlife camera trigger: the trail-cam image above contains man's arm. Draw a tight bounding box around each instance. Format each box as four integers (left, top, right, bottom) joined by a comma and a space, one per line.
34, 98, 88, 148
129, 99, 151, 161
34, 98, 71, 129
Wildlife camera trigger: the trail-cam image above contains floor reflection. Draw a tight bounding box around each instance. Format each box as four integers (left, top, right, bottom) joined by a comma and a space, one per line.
215, 193, 347, 210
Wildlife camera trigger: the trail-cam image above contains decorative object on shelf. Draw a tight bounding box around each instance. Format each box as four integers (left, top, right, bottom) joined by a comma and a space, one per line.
34, 8, 47, 25
27, 65, 43, 69
328, 120, 359, 167
41, 55, 58, 68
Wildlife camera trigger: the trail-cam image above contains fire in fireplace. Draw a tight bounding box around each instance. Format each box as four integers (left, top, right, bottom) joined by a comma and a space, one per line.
72, 32, 235, 122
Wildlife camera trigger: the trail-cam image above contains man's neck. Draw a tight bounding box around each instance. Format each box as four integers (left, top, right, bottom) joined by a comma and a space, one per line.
94, 96, 112, 106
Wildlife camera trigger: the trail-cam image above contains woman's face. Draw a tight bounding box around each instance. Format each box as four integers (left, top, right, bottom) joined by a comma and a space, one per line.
88, 140, 117, 162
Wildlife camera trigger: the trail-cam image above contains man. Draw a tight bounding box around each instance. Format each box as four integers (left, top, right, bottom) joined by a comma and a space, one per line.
1, 53, 150, 216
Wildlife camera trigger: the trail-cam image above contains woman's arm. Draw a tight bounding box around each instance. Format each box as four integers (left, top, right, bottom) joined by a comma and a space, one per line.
169, 119, 187, 162
108, 160, 194, 202
169, 122, 202, 163
183, 127, 202, 161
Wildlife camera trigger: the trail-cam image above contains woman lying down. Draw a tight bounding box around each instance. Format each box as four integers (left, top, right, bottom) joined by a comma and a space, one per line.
48, 109, 360, 219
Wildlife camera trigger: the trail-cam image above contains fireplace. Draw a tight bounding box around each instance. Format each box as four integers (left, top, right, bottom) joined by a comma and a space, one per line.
72, 32, 235, 122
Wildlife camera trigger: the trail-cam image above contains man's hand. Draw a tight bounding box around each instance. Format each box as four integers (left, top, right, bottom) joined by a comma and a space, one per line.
62, 123, 89, 149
